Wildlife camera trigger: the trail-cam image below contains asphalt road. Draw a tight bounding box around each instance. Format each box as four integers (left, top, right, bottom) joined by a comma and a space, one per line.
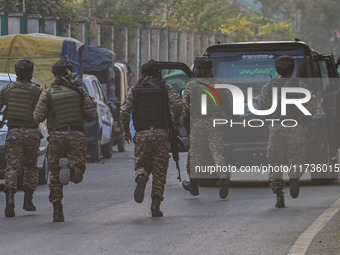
0, 144, 339, 255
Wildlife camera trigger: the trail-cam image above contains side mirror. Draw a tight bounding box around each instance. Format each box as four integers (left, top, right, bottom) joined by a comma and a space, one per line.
179, 88, 185, 99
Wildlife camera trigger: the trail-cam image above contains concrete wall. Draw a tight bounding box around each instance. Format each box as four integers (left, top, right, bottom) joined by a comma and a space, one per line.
0, 12, 228, 80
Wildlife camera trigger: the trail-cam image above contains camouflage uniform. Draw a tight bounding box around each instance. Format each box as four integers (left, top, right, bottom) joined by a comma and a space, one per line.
33, 83, 97, 203
0, 81, 42, 192
120, 79, 182, 201
183, 79, 231, 179
257, 78, 309, 194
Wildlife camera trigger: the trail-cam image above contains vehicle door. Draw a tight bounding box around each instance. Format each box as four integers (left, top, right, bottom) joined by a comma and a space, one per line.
91, 78, 113, 145
154, 61, 192, 152
315, 53, 340, 155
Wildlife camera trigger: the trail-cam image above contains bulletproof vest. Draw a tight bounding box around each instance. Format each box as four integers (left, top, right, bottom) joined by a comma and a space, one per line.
268, 78, 306, 121
47, 84, 83, 132
132, 80, 169, 131
5, 81, 41, 129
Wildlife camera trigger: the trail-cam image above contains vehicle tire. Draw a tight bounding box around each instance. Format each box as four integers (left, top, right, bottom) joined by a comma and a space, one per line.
117, 138, 126, 152
198, 178, 218, 187
38, 154, 49, 185
101, 139, 113, 159
89, 140, 101, 162
17, 174, 24, 191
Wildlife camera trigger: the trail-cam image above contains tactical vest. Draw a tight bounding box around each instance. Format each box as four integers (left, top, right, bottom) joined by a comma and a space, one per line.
5, 82, 41, 129
47, 84, 84, 132
132, 80, 170, 131
268, 78, 306, 121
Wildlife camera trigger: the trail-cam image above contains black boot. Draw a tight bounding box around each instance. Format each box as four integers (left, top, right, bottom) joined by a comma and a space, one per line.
134, 175, 147, 203
189, 178, 199, 196
53, 201, 64, 222
289, 178, 300, 199
275, 191, 285, 208
182, 180, 191, 192
5, 190, 15, 217
23, 189, 36, 211
151, 197, 163, 217
219, 178, 229, 199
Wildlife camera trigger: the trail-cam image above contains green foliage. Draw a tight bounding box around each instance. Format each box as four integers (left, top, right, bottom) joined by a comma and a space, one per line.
1, 0, 78, 36
260, 20, 294, 41
256, 0, 340, 52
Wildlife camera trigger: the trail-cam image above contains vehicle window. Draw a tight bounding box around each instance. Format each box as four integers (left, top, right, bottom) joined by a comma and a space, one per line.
94, 80, 105, 101
211, 50, 307, 87
91, 80, 101, 100
162, 69, 190, 94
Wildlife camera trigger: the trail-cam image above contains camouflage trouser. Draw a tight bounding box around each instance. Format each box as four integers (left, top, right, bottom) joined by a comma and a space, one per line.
5, 128, 41, 191
188, 119, 230, 179
48, 131, 87, 203
134, 129, 170, 201
267, 125, 306, 194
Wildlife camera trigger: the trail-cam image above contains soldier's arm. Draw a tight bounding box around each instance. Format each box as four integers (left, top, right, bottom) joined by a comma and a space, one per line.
167, 85, 183, 122
33, 89, 49, 123
256, 83, 270, 110
81, 89, 98, 122
0, 84, 11, 111
120, 88, 134, 132
182, 82, 191, 120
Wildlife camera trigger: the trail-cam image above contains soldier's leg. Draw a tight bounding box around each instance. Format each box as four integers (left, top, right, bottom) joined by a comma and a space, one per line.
22, 130, 41, 211
4, 129, 24, 192
267, 129, 286, 194
134, 133, 153, 180
150, 135, 170, 217
22, 130, 41, 191
208, 127, 229, 199
48, 133, 67, 204
287, 126, 307, 199
4, 129, 24, 217
150, 141, 170, 201
288, 127, 306, 180
67, 131, 87, 184
185, 124, 206, 196
182, 151, 192, 192
134, 132, 152, 203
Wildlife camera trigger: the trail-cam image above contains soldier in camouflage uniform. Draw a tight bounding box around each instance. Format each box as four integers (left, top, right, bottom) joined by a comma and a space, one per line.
34, 60, 98, 222
120, 60, 182, 217
257, 55, 310, 208
0, 60, 42, 217
182, 58, 231, 199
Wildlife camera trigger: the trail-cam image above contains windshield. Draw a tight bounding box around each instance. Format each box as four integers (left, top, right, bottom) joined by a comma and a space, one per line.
211, 50, 308, 86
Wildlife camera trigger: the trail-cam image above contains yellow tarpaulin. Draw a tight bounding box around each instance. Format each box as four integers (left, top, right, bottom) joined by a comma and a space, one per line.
0, 34, 83, 88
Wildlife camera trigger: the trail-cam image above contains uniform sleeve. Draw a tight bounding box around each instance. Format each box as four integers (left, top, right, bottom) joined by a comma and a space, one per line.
167, 85, 182, 122
182, 82, 191, 120
81, 89, 98, 122
120, 88, 134, 132
33, 89, 49, 123
256, 83, 271, 110
0, 87, 4, 111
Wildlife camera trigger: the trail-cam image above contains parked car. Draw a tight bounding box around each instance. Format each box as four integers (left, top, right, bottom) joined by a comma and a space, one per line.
83, 74, 114, 162
0, 73, 49, 188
